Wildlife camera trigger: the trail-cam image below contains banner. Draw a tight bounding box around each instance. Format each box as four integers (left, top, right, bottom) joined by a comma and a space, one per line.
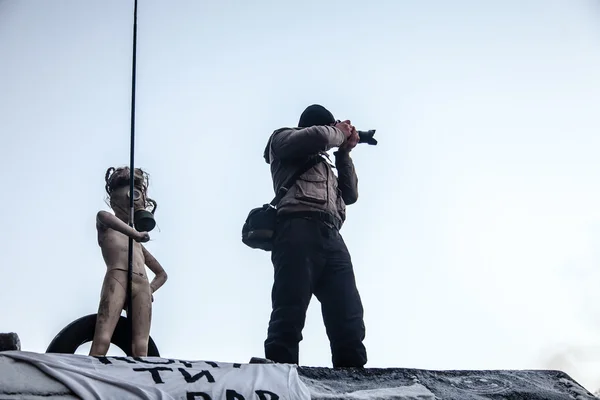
2, 351, 310, 400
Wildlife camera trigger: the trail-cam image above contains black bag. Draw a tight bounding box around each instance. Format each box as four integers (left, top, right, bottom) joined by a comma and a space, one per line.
242, 156, 323, 251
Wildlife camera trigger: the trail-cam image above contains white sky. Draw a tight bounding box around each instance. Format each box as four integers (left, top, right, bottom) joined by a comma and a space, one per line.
1, 0, 600, 393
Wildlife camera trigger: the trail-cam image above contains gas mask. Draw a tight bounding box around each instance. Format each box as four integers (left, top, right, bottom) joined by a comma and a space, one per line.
105, 167, 158, 232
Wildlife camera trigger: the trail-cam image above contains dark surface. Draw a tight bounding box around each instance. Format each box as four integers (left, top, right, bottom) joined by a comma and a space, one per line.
0, 332, 21, 351
297, 366, 597, 400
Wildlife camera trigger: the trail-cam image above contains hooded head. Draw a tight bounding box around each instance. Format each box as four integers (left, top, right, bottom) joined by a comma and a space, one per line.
298, 104, 336, 128
104, 166, 157, 232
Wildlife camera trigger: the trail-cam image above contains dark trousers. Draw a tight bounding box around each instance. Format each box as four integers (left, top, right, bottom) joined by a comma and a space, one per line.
264, 214, 367, 368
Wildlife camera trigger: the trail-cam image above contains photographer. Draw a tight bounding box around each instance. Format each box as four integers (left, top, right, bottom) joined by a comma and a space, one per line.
261, 104, 367, 368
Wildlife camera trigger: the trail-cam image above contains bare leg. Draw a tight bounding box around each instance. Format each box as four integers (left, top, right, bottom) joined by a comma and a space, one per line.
89, 271, 127, 356
130, 275, 152, 357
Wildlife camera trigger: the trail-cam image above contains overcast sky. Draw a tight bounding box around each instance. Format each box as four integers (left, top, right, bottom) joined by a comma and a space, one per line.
1, 0, 600, 393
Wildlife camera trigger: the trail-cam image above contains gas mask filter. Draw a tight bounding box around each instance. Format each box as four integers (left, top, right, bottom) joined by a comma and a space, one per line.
129, 187, 157, 232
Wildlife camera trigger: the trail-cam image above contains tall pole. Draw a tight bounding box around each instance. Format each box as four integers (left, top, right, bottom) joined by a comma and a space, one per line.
127, 0, 139, 355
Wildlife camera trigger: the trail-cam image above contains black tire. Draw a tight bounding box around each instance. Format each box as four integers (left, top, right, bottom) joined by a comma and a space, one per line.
46, 314, 160, 357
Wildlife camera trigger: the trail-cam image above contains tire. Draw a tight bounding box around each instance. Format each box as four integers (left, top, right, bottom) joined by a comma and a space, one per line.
46, 313, 160, 357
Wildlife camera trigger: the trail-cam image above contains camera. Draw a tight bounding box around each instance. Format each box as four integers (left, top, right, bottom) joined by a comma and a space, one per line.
357, 129, 377, 145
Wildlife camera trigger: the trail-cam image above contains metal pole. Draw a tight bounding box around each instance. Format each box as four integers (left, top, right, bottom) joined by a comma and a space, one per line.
127, 0, 139, 355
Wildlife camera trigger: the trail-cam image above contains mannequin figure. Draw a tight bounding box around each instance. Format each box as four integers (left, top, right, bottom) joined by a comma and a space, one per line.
89, 166, 168, 357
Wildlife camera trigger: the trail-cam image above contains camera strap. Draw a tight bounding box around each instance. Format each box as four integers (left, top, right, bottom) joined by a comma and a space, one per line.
269, 155, 324, 207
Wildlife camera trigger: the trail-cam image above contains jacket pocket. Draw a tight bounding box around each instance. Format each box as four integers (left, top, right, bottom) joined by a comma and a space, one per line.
295, 172, 327, 204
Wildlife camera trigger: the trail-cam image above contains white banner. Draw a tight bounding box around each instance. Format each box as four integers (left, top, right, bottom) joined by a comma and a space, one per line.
2, 351, 310, 400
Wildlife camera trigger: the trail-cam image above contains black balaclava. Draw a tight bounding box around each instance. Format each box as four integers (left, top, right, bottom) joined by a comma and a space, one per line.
298, 104, 336, 127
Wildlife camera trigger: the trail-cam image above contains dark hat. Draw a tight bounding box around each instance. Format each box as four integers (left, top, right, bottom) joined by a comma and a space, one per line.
298, 104, 335, 128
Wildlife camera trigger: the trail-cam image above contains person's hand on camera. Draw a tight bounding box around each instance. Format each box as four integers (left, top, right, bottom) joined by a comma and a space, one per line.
339, 124, 359, 152
334, 120, 353, 139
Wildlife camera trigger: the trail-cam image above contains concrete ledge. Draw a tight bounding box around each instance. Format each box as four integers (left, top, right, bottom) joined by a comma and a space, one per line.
297, 366, 597, 399
0, 352, 596, 399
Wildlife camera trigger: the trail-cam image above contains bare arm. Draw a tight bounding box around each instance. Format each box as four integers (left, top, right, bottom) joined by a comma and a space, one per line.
271, 126, 346, 160
141, 245, 168, 294
334, 150, 359, 205
96, 211, 146, 240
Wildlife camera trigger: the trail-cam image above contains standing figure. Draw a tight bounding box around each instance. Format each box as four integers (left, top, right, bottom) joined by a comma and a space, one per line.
89, 166, 168, 357
262, 104, 367, 368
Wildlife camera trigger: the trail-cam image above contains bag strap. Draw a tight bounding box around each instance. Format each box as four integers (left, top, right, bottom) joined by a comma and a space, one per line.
269, 155, 324, 207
